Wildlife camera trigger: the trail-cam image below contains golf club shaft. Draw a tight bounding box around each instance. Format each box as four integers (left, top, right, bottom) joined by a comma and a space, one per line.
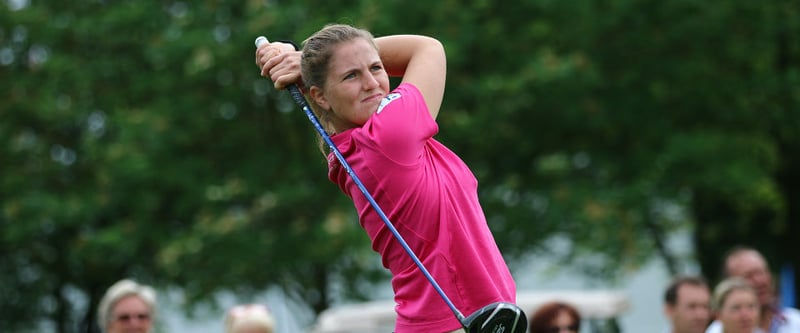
255, 36, 468, 325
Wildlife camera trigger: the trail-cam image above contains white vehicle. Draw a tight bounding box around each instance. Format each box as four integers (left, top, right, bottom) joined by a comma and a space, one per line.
306, 289, 630, 333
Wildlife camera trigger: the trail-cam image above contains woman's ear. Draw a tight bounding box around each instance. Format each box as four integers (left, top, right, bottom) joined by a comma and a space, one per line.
309, 86, 329, 111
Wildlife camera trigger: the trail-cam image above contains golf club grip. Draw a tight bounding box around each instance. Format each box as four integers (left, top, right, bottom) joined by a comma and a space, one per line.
254, 36, 269, 48
287, 85, 307, 108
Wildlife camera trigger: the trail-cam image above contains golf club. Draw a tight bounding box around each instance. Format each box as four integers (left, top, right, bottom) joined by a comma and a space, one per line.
255, 36, 526, 333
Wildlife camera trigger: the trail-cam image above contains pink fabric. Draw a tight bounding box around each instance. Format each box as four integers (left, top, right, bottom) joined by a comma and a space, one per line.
328, 83, 517, 333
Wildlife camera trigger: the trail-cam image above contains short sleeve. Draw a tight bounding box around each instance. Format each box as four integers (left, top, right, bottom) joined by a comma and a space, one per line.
359, 83, 438, 164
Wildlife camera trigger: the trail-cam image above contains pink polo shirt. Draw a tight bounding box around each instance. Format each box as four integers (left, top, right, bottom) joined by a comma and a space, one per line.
328, 83, 516, 333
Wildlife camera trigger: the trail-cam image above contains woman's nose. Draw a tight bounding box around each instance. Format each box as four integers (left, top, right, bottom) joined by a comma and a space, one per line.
363, 73, 379, 89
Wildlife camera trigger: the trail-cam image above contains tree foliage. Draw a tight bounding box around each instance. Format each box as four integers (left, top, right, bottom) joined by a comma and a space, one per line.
2, 0, 799, 332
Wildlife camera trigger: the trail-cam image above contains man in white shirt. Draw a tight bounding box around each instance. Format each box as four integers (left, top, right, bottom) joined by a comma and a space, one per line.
664, 276, 712, 333
705, 246, 800, 333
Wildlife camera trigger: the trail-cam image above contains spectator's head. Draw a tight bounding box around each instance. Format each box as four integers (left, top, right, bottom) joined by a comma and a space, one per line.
528, 301, 581, 333
723, 246, 774, 306
225, 304, 275, 333
663, 276, 711, 333
97, 279, 156, 333
712, 277, 760, 333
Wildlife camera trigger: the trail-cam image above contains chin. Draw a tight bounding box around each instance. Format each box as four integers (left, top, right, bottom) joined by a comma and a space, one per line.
738, 323, 755, 330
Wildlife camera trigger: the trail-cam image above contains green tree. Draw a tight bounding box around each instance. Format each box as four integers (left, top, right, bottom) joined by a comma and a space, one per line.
1, 1, 381, 332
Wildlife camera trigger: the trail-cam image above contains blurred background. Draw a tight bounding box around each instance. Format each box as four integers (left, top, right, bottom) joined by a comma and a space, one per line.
2, 0, 799, 332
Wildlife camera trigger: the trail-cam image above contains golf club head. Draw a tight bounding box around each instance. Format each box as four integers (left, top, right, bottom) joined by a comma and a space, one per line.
462, 302, 527, 333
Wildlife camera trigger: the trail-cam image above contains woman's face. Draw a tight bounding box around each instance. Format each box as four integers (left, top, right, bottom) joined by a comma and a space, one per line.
545, 310, 579, 333
311, 38, 390, 132
718, 289, 759, 333
106, 295, 152, 333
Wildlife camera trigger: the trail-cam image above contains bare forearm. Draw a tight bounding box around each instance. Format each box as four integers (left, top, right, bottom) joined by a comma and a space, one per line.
375, 35, 445, 77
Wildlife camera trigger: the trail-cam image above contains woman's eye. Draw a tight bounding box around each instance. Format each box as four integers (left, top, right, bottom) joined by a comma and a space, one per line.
371, 65, 383, 72
343, 72, 356, 80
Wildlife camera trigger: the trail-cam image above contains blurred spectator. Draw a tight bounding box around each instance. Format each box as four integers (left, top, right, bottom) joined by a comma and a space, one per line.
710, 277, 760, 333
529, 301, 581, 333
664, 275, 712, 333
706, 246, 800, 333
225, 304, 275, 333
97, 279, 156, 333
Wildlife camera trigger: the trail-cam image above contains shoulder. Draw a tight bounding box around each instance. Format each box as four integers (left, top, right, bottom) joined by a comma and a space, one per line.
391, 82, 422, 100
373, 83, 423, 115
386, 82, 421, 103
783, 306, 800, 320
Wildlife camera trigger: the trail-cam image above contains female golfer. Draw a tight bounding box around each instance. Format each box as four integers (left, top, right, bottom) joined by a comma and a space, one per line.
256, 24, 517, 333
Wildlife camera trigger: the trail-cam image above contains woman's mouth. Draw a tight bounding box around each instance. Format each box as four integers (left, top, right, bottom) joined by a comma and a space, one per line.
362, 93, 383, 103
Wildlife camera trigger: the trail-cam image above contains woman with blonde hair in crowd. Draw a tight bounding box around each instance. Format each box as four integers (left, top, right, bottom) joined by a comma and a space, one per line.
709, 277, 761, 333
225, 304, 275, 333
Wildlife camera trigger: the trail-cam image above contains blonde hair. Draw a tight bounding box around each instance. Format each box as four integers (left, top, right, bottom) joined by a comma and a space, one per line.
712, 277, 755, 312
225, 304, 275, 333
300, 24, 377, 152
97, 279, 156, 332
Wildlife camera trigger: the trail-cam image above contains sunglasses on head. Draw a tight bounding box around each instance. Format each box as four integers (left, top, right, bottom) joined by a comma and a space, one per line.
544, 324, 579, 333
115, 313, 151, 322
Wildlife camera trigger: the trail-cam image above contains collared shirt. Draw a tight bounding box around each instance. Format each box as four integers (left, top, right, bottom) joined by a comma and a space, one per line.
329, 83, 516, 333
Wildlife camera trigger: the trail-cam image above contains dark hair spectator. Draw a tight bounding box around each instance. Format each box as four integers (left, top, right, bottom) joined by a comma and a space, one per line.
663, 275, 711, 333
529, 301, 581, 333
